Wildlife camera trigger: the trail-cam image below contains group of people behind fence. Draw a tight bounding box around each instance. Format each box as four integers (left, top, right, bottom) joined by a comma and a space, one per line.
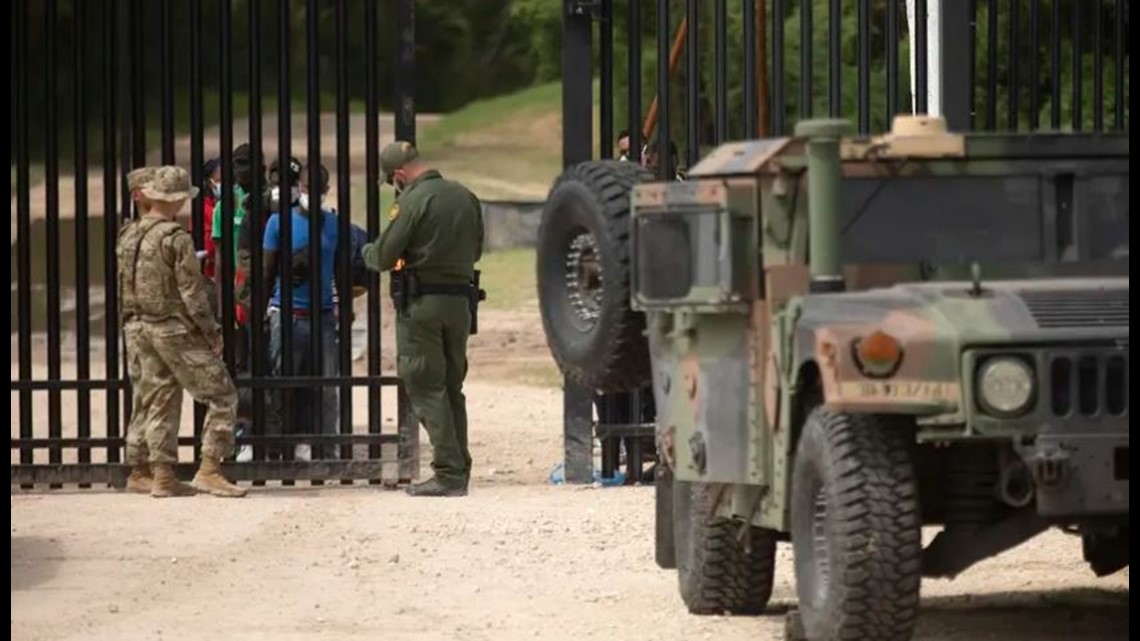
121, 140, 484, 499
191, 144, 372, 464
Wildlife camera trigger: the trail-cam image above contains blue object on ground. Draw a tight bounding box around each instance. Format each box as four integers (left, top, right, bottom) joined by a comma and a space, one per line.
548, 462, 626, 486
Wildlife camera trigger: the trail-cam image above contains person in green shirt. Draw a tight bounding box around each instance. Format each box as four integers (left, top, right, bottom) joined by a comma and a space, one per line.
211, 143, 259, 272
363, 141, 484, 497
211, 144, 265, 376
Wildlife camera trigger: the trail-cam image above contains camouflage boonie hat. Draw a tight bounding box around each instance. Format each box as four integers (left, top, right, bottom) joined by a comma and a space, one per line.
127, 166, 157, 191
142, 166, 200, 202
380, 140, 419, 180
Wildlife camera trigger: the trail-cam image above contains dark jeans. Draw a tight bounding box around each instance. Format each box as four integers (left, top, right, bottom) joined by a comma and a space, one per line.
268, 307, 340, 459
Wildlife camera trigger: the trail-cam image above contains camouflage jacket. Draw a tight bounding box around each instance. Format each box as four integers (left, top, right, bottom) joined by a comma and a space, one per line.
117, 214, 222, 340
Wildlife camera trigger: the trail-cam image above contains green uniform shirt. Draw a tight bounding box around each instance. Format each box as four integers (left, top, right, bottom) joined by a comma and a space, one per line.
363, 170, 484, 284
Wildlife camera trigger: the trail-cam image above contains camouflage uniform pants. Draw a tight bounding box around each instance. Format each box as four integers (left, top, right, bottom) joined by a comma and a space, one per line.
128, 318, 238, 463
124, 320, 149, 465
396, 295, 472, 487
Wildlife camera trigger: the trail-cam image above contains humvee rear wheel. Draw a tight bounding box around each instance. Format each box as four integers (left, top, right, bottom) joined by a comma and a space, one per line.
536, 160, 652, 392
674, 480, 777, 615
791, 409, 922, 641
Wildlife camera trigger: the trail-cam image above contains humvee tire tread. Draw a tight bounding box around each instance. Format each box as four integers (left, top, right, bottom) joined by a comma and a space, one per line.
791, 409, 921, 641
675, 481, 777, 615
536, 160, 652, 392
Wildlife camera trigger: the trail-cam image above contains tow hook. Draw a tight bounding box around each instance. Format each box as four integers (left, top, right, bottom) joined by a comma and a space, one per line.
1027, 446, 1069, 489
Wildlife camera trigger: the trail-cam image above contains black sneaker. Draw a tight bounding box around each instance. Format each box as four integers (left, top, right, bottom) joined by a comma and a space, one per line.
405, 476, 467, 497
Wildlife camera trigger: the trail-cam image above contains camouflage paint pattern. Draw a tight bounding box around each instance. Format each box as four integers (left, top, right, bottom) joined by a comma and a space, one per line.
631, 117, 1129, 531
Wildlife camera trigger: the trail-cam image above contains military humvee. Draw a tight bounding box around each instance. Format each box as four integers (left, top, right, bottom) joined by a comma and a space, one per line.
536, 116, 1128, 641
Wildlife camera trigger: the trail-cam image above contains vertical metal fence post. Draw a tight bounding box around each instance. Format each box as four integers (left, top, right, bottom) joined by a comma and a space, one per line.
829, 0, 841, 118
16, 0, 34, 480
600, 0, 614, 159
248, 0, 267, 471
45, 0, 64, 487
685, 0, 700, 165
657, 0, 671, 176
629, 0, 643, 158
395, 0, 420, 480
714, 0, 727, 142
395, 0, 417, 144
104, 0, 123, 469
365, 0, 383, 477
335, 0, 354, 469
74, 0, 92, 484
800, 0, 813, 122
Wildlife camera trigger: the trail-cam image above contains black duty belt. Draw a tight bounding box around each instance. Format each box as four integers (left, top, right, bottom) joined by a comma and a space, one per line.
390, 267, 486, 335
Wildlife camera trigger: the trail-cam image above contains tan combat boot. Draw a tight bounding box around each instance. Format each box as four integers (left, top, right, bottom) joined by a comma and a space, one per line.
150, 463, 198, 498
125, 465, 154, 494
191, 456, 247, 498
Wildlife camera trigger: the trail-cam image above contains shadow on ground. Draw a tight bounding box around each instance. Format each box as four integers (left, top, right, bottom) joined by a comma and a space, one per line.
912, 586, 1129, 640
776, 586, 1128, 641
11, 536, 64, 591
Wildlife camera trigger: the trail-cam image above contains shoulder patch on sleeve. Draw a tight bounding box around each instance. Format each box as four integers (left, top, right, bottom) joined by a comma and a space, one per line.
387, 202, 400, 222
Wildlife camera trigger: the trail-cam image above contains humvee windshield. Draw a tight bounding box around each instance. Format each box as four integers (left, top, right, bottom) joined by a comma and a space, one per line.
632, 135, 1128, 303
840, 135, 1129, 275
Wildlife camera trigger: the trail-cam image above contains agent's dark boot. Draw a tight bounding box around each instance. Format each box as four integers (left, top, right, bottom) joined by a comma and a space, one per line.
405, 476, 467, 497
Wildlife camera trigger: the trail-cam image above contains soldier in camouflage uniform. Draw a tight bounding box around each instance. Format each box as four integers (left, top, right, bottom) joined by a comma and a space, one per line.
116, 166, 247, 498
363, 141, 484, 497
122, 166, 158, 492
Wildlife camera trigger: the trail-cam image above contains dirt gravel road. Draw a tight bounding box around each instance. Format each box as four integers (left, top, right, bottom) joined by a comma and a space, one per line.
10, 382, 1129, 641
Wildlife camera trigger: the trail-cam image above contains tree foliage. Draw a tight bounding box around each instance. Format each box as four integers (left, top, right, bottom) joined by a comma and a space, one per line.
10, 0, 1128, 165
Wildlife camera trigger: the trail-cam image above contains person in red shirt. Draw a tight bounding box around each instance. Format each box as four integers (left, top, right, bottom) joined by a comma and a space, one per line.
194, 158, 222, 279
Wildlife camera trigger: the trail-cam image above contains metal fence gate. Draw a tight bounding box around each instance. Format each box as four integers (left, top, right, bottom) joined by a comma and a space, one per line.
561, 0, 1131, 483
11, 0, 419, 489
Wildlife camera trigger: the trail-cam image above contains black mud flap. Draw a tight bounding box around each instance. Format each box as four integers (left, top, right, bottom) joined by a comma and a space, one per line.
655, 463, 677, 569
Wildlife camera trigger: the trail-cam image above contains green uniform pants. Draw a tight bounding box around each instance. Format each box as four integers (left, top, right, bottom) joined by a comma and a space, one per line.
396, 295, 472, 487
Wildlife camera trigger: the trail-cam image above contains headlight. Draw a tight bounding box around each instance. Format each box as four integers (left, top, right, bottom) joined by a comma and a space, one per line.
978, 357, 1035, 416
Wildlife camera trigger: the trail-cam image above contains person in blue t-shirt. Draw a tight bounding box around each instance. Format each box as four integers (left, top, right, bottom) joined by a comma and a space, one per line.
261, 163, 341, 461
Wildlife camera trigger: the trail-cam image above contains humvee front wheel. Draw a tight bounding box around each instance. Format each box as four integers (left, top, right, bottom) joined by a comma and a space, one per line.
791, 409, 922, 641
536, 161, 652, 392
674, 480, 777, 615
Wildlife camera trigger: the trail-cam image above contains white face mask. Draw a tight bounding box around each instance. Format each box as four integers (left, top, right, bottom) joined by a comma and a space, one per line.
298, 192, 324, 211
270, 186, 302, 209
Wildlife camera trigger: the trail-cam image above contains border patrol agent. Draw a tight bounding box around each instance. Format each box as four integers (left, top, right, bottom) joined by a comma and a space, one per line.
363, 141, 484, 497
117, 166, 247, 498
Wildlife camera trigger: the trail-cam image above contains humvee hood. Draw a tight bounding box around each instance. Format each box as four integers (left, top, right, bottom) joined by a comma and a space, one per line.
799, 277, 1129, 347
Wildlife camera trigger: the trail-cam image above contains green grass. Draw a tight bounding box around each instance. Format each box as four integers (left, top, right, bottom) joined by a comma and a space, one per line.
477, 248, 536, 311
417, 82, 563, 150
412, 80, 603, 200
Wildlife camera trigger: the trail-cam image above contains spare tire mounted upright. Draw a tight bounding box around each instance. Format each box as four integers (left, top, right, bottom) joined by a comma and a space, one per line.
536, 160, 652, 392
